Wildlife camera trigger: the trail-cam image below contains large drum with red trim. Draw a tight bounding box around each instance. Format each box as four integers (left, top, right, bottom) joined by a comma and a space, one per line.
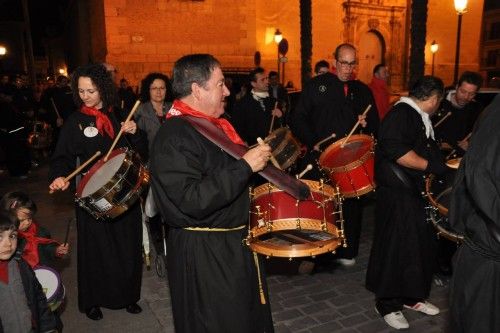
318, 134, 375, 198
75, 148, 149, 220
246, 180, 344, 258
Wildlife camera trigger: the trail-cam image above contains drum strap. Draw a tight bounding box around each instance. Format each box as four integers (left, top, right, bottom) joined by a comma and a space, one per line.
387, 162, 414, 190
183, 225, 246, 232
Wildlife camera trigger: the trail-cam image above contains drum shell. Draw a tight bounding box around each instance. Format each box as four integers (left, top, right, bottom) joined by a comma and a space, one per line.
75, 148, 149, 220
247, 180, 341, 258
266, 127, 301, 170
319, 134, 375, 198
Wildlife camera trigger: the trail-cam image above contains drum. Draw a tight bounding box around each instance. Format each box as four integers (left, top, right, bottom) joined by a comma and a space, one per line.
265, 127, 301, 170
76, 147, 149, 220
425, 170, 463, 243
445, 157, 461, 169
34, 266, 65, 311
318, 134, 375, 198
246, 180, 344, 258
27, 121, 53, 149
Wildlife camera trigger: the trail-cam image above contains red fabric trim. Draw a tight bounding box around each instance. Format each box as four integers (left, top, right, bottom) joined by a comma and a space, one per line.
0, 261, 8, 284
18, 223, 59, 268
80, 105, 115, 139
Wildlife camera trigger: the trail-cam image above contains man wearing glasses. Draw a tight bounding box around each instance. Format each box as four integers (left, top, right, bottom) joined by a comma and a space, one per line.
290, 43, 379, 268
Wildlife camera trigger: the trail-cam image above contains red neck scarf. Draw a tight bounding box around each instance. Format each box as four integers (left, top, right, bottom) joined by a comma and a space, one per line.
167, 99, 245, 145
18, 223, 59, 268
0, 261, 8, 284
80, 105, 115, 139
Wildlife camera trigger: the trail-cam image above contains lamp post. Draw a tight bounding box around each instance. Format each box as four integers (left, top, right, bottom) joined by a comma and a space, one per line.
453, 0, 467, 84
430, 40, 439, 76
274, 29, 283, 80
0, 45, 6, 73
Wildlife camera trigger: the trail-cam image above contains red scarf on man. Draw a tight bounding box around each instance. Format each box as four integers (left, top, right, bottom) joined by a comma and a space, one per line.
18, 223, 59, 268
80, 105, 115, 139
167, 99, 245, 145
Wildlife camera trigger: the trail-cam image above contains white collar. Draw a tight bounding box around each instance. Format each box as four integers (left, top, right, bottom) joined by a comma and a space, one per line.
396, 96, 435, 140
251, 90, 269, 99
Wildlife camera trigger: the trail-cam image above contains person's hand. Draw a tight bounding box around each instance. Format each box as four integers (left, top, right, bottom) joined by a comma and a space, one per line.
271, 107, 283, 118
457, 139, 469, 151
56, 117, 64, 127
56, 243, 69, 257
242, 143, 272, 172
358, 114, 367, 128
49, 177, 70, 193
121, 120, 137, 134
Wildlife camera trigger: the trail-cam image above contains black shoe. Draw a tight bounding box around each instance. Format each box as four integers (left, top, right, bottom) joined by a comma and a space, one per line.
126, 303, 142, 314
85, 306, 103, 320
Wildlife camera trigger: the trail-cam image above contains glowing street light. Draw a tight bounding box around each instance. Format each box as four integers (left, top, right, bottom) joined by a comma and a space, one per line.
0, 45, 6, 56
430, 41, 439, 76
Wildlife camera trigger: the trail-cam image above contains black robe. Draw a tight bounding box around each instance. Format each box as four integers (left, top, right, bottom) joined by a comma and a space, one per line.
449, 95, 500, 333
365, 101, 439, 300
150, 116, 274, 333
49, 109, 144, 311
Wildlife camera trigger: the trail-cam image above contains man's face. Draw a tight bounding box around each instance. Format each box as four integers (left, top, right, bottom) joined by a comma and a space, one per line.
251, 72, 269, 92
0, 229, 17, 261
375, 67, 389, 81
197, 67, 230, 118
316, 67, 329, 76
425, 94, 443, 116
335, 47, 357, 82
454, 81, 478, 107
268, 74, 279, 87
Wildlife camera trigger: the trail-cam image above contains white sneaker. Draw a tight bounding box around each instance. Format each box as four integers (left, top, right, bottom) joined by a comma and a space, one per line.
381, 311, 409, 330
404, 301, 440, 316
335, 258, 356, 266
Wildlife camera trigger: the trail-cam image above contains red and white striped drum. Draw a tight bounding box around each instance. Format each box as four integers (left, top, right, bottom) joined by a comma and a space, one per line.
246, 180, 344, 258
319, 134, 375, 198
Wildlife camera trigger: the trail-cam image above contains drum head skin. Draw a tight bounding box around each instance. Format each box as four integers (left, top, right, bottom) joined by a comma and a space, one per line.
34, 266, 61, 302
319, 134, 373, 169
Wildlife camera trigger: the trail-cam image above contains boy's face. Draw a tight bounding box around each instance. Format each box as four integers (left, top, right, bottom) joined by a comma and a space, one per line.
0, 229, 18, 260
16, 208, 33, 232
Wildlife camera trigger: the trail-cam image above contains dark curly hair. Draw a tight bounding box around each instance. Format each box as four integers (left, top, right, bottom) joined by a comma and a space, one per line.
0, 210, 18, 233
0, 191, 37, 216
70, 63, 117, 111
139, 72, 172, 103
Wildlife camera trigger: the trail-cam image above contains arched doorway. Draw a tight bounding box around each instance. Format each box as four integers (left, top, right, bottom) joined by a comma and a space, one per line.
357, 30, 385, 84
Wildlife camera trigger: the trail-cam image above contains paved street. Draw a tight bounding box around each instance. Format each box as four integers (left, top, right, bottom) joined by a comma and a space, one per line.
0, 162, 452, 332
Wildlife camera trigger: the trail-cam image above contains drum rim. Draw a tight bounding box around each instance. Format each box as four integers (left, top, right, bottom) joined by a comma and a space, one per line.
425, 175, 449, 216
336, 183, 375, 198
319, 134, 374, 172
34, 265, 62, 302
268, 127, 301, 170
252, 180, 337, 199
248, 237, 340, 258
249, 217, 338, 237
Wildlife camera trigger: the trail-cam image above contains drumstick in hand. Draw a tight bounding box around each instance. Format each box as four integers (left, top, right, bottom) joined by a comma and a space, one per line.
104, 100, 141, 161
297, 164, 313, 179
268, 101, 278, 134
63, 217, 74, 245
313, 133, 337, 151
341, 104, 372, 148
50, 98, 62, 119
49, 151, 101, 194
257, 137, 281, 169
434, 111, 451, 128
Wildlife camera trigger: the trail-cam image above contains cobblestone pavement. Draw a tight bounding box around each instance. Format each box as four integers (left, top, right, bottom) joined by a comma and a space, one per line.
0, 163, 452, 332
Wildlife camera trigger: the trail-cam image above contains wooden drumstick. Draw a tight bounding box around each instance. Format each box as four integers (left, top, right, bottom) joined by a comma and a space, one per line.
268, 101, 278, 134
49, 151, 101, 194
341, 104, 372, 148
434, 111, 452, 128
257, 137, 281, 169
297, 164, 313, 179
104, 100, 141, 161
313, 133, 337, 151
50, 98, 62, 119
63, 217, 74, 246
446, 132, 473, 159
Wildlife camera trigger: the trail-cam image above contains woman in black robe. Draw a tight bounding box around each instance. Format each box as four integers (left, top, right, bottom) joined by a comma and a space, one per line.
48, 63, 144, 320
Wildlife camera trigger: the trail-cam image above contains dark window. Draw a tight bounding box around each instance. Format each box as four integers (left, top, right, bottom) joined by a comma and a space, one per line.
490, 22, 500, 40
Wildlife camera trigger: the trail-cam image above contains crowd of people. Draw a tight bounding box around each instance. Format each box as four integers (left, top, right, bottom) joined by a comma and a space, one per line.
0, 41, 497, 333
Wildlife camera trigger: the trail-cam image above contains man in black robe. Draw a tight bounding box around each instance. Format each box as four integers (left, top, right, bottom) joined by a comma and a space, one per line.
150, 54, 274, 333
290, 43, 379, 267
448, 94, 500, 333
365, 76, 446, 330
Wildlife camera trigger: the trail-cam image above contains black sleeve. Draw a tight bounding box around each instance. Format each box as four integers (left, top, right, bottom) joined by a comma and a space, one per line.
289, 83, 316, 148
48, 116, 78, 182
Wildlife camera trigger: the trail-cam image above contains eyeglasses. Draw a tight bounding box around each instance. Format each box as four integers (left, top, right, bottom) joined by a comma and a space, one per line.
337, 60, 357, 68
150, 87, 166, 91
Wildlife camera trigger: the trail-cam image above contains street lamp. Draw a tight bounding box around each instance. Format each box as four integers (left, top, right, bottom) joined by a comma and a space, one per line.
0, 45, 6, 73
274, 29, 283, 80
430, 40, 439, 76
453, 0, 468, 84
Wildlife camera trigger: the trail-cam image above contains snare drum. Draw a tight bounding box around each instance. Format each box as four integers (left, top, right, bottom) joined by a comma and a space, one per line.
34, 266, 65, 311
425, 170, 463, 243
246, 180, 344, 258
265, 127, 301, 170
76, 148, 149, 220
319, 134, 375, 198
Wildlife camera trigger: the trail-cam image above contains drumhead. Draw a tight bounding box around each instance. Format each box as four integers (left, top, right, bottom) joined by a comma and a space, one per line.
34, 266, 60, 300
320, 135, 373, 169
81, 153, 126, 197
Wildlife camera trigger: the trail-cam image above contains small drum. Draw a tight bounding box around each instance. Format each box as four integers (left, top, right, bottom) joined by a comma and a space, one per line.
76, 147, 149, 220
27, 121, 53, 149
425, 170, 464, 243
265, 127, 301, 170
34, 266, 65, 311
445, 157, 461, 170
319, 134, 375, 198
246, 180, 344, 258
